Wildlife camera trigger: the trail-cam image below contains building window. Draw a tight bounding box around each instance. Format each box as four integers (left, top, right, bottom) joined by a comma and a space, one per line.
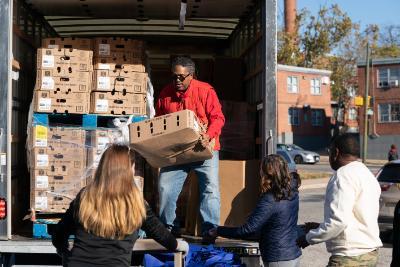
287, 76, 298, 93
378, 67, 400, 88
288, 108, 299, 125
311, 109, 324, 126
311, 78, 321, 95
348, 108, 357, 120
379, 103, 400, 122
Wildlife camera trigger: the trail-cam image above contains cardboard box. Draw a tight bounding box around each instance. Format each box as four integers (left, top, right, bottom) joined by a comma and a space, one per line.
31, 146, 87, 171
35, 69, 92, 93
33, 90, 90, 114
90, 92, 146, 115
30, 126, 86, 148
31, 169, 86, 191
42, 37, 93, 50
94, 57, 145, 73
93, 37, 144, 57
93, 70, 147, 93
31, 190, 78, 212
129, 110, 213, 168
37, 48, 93, 73
184, 160, 260, 235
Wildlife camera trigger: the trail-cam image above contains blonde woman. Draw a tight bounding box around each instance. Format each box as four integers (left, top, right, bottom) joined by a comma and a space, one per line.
52, 144, 188, 267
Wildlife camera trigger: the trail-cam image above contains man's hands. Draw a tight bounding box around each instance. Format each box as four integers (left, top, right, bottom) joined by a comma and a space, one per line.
296, 235, 310, 249
200, 133, 210, 148
304, 222, 320, 233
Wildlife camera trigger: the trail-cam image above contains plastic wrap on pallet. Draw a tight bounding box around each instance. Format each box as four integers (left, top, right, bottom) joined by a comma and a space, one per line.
26, 118, 145, 214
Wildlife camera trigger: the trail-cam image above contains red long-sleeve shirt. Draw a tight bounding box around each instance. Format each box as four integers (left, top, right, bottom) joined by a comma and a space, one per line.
156, 79, 225, 150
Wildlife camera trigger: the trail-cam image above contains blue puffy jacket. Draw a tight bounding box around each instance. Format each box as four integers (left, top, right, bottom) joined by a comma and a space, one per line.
217, 176, 301, 263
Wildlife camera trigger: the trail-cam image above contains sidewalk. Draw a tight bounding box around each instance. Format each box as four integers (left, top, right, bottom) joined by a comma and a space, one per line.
300, 177, 329, 190
319, 155, 386, 166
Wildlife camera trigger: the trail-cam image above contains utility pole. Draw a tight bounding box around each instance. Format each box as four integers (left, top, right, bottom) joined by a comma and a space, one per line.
362, 43, 370, 163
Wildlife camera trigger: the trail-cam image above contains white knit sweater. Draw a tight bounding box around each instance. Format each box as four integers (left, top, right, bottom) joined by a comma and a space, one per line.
306, 161, 383, 256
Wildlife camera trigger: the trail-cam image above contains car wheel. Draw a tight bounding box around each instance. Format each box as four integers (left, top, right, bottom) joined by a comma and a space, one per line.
294, 155, 303, 164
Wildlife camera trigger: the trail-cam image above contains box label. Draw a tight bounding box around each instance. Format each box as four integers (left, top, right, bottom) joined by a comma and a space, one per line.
47, 44, 59, 49
98, 63, 110, 70
36, 175, 49, 189
35, 196, 48, 210
98, 77, 111, 90
193, 119, 200, 132
96, 99, 109, 112
35, 125, 48, 147
41, 77, 55, 90
38, 98, 52, 111
36, 154, 49, 167
42, 55, 55, 68
98, 44, 110, 56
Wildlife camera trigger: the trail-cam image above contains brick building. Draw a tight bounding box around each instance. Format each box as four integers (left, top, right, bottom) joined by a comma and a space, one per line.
358, 58, 400, 159
277, 65, 332, 151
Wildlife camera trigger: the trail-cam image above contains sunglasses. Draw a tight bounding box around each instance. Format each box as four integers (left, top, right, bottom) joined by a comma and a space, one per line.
171, 73, 191, 82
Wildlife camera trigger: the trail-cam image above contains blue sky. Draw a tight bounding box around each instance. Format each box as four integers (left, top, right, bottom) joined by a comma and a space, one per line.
278, 0, 400, 29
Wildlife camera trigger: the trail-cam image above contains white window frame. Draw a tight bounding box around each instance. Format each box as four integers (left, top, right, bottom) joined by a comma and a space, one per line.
378, 103, 400, 123
311, 109, 323, 126
287, 76, 299, 93
378, 67, 400, 88
311, 78, 321, 95
288, 108, 299, 125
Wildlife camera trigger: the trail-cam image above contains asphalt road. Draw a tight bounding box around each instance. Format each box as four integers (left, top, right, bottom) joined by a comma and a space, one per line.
298, 187, 392, 267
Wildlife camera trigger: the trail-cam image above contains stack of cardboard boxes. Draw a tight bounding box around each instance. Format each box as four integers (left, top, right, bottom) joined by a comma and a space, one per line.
91, 38, 147, 115
29, 126, 87, 212
34, 39, 93, 114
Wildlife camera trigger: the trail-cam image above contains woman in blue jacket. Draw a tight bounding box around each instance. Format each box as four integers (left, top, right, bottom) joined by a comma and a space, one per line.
209, 154, 301, 267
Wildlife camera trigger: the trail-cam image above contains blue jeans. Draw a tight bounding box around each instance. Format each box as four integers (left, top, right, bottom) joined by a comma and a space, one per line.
158, 151, 220, 233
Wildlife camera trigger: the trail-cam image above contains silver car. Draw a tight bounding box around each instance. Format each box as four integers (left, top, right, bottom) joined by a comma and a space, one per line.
277, 144, 320, 164
377, 160, 400, 233
276, 149, 297, 174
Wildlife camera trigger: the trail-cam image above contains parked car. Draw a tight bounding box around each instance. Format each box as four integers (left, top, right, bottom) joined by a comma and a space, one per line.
377, 160, 400, 233
276, 149, 297, 174
277, 143, 320, 164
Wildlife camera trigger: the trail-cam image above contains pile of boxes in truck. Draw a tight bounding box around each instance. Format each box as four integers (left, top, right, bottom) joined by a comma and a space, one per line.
28, 37, 147, 214
33, 37, 147, 115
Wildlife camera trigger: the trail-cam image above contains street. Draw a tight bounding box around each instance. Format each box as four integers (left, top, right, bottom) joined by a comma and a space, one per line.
298, 187, 392, 267
297, 158, 382, 174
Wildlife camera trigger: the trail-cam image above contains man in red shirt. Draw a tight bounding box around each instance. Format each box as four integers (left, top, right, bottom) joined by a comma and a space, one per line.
156, 56, 225, 243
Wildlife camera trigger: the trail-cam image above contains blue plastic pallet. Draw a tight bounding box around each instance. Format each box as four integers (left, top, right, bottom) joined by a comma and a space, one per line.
32, 113, 147, 130
32, 219, 58, 239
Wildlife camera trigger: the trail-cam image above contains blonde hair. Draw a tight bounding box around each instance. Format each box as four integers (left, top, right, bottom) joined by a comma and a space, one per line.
78, 144, 146, 239
260, 154, 297, 201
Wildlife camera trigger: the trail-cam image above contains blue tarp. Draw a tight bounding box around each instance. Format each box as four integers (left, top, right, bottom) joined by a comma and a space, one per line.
143, 244, 243, 267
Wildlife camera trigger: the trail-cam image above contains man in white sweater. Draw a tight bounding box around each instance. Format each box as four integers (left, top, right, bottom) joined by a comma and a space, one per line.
297, 134, 382, 266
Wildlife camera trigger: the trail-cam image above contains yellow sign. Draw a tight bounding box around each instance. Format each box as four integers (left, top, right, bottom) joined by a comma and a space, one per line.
354, 96, 371, 107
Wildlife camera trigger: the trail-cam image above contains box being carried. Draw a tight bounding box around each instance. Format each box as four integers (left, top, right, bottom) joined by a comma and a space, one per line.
129, 109, 214, 168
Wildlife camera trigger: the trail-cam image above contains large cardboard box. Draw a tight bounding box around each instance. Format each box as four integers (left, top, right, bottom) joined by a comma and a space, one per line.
93, 57, 145, 73
30, 126, 86, 148
33, 90, 90, 114
129, 110, 213, 168
90, 92, 146, 115
37, 48, 93, 73
93, 69, 147, 93
31, 146, 87, 171
31, 189, 78, 212
35, 69, 92, 93
93, 37, 144, 57
184, 160, 260, 235
31, 169, 86, 192
42, 37, 93, 50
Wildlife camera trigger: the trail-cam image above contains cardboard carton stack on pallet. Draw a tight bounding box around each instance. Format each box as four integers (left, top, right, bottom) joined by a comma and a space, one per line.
91, 37, 147, 115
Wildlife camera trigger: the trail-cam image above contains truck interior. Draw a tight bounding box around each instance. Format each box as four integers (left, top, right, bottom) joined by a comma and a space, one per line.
6, 0, 276, 239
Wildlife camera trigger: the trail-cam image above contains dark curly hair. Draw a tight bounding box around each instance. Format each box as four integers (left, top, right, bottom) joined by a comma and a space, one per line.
260, 154, 298, 201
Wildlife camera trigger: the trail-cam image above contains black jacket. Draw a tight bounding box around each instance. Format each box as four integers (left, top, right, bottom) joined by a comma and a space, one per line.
52, 193, 177, 267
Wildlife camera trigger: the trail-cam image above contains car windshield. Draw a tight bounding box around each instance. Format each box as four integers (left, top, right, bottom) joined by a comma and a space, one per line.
277, 150, 293, 163
377, 164, 400, 183
291, 144, 304, 150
